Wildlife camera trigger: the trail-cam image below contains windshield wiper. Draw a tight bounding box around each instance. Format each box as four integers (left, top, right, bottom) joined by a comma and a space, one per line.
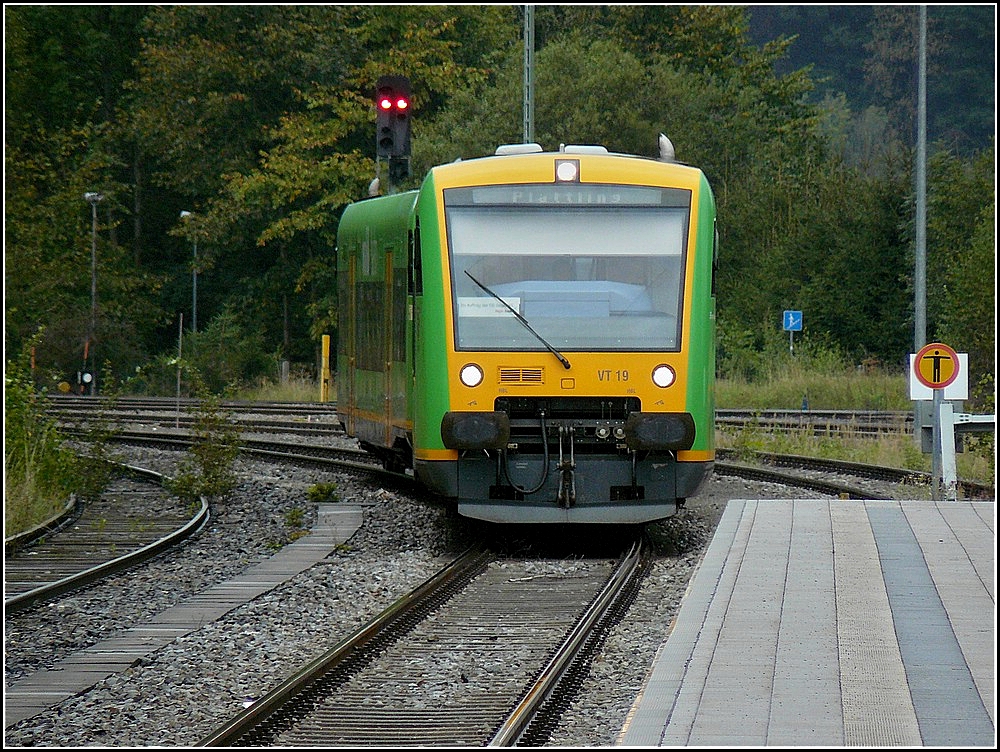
464, 271, 571, 370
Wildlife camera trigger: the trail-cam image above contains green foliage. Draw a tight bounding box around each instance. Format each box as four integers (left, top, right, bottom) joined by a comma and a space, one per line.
5, 6, 167, 388
4, 4, 994, 407
4, 6, 145, 141
4, 334, 138, 536
132, 5, 510, 367
4, 340, 79, 535
284, 506, 306, 528
928, 147, 995, 403
716, 322, 912, 411
281, 506, 310, 543
716, 343, 994, 487
4, 121, 167, 386
306, 482, 340, 504
121, 309, 276, 396
185, 308, 276, 394
164, 368, 240, 502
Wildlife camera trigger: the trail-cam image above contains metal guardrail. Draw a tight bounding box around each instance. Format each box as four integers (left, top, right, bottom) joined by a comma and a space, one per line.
930, 407, 996, 501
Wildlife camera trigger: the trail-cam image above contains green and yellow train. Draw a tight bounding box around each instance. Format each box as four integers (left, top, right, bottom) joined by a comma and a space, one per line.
336, 140, 716, 523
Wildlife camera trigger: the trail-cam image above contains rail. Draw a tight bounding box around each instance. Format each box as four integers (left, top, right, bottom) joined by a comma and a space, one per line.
4, 465, 210, 615
488, 538, 647, 746
198, 547, 492, 747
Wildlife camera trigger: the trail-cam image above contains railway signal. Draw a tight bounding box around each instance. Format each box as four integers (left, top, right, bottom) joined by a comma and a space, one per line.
375, 75, 411, 159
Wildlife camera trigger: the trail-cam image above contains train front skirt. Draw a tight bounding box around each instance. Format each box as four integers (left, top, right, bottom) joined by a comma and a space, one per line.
417, 451, 713, 524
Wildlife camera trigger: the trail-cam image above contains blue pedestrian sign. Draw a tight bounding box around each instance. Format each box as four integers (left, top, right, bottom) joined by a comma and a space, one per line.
783, 310, 803, 332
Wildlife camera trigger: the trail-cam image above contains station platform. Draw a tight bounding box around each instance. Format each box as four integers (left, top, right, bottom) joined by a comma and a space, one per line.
618, 498, 995, 747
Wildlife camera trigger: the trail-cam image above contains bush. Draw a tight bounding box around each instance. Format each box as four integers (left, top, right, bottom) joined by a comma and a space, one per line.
122, 308, 279, 397
163, 368, 240, 502
306, 482, 339, 503
4, 346, 78, 535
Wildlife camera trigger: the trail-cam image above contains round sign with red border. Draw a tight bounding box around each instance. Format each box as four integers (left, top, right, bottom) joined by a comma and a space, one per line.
913, 342, 959, 389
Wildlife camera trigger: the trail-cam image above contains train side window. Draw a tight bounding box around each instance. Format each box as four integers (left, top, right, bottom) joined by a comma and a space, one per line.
408, 220, 423, 296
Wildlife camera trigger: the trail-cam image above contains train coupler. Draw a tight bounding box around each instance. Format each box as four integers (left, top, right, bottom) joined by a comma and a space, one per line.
557, 426, 576, 508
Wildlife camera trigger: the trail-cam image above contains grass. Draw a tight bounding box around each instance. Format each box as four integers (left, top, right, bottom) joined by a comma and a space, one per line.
716, 370, 995, 486
5, 361, 81, 537
716, 368, 913, 411
237, 376, 330, 403
4, 477, 73, 539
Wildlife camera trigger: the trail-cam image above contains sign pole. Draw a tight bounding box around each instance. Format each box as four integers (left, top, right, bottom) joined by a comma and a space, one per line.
911, 342, 963, 501
931, 388, 942, 499
783, 310, 802, 355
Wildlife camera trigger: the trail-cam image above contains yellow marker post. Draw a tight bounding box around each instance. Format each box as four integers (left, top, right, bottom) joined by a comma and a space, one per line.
320, 334, 332, 402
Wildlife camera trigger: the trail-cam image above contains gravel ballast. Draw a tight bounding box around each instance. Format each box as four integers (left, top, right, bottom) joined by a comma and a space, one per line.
6, 443, 846, 747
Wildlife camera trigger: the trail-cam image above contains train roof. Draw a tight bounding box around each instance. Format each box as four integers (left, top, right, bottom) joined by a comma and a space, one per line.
492, 136, 676, 163
430, 134, 702, 172
424, 136, 707, 190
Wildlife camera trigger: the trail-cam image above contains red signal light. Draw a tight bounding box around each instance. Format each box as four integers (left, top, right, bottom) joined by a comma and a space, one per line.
375, 75, 412, 162
377, 94, 408, 111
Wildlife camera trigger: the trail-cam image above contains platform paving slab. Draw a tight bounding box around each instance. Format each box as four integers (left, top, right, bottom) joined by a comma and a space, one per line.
618, 498, 995, 748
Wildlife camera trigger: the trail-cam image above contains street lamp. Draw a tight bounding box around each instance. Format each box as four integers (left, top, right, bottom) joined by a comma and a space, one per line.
84, 191, 104, 395
180, 210, 197, 333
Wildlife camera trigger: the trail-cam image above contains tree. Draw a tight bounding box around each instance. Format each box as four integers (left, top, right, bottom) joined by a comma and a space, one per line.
130, 5, 511, 363
929, 146, 996, 396
5, 5, 166, 384
4, 121, 166, 387
4, 6, 144, 145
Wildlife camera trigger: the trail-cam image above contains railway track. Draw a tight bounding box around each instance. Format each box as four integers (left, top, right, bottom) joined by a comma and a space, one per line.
4, 466, 209, 615
7, 414, 987, 746
715, 449, 993, 500
200, 539, 648, 747
42, 394, 341, 418
45, 396, 913, 436
48, 396, 994, 496
715, 407, 913, 436
91, 426, 996, 502
49, 413, 995, 506
44, 396, 342, 438
50, 395, 993, 496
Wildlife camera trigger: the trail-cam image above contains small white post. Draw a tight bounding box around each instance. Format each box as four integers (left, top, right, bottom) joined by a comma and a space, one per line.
938, 400, 958, 502
176, 314, 183, 429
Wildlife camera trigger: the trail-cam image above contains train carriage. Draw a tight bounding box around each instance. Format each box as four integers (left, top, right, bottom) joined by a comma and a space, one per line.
337, 141, 716, 523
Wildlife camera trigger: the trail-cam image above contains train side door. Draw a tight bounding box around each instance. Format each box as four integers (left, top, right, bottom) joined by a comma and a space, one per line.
407, 220, 422, 394
341, 254, 357, 434
383, 249, 394, 446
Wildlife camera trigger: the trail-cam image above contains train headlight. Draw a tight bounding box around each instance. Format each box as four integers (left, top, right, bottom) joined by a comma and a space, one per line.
554, 159, 579, 182
460, 363, 484, 388
652, 364, 676, 388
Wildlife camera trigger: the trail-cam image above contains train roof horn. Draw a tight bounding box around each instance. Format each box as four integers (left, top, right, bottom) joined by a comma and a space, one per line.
658, 133, 676, 163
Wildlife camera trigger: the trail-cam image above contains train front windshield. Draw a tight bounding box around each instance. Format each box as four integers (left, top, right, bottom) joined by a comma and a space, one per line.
444, 184, 690, 352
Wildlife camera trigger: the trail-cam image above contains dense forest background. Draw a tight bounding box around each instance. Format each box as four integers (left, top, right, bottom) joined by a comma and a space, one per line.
4, 5, 995, 405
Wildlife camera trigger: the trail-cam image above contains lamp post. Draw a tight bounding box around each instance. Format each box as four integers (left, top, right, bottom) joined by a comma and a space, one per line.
180, 211, 197, 332
84, 191, 104, 395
